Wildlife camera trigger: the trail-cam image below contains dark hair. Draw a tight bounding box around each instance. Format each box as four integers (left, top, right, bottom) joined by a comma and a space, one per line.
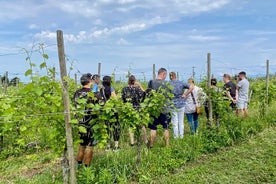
92, 74, 100, 80
80, 73, 92, 86
102, 76, 112, 100
128, 75, 136, 85
169, 72, 177, 80
158, 68, 167, 75
211, 78, 217, 86
239, 71, 246, 76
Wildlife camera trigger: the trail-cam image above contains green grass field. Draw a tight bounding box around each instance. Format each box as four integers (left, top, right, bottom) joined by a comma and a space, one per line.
1, 126, 275, 184
155, 127, 276, 184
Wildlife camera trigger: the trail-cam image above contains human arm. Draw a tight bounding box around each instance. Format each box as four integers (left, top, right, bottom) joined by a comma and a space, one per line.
111, 87, 116, 97
182, 83, 194, 99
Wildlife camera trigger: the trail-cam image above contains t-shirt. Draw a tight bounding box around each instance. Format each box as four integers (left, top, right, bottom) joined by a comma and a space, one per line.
148, 79, 171, 113
169, 80, 189, 109
73, 87, 97, 126
237, 78, 250, 102
148, 79, 167, 91
92, 84, 98, 92
122, 86, 145, 109
224, 81, 236, 99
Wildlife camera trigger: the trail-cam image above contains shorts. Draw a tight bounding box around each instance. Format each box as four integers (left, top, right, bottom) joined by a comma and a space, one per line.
148, 113, 171, 130
79, 126, 96, 146
237, 100, 248, 110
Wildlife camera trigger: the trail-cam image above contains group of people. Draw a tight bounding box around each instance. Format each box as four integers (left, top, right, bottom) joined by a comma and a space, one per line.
73, 68, 250, 167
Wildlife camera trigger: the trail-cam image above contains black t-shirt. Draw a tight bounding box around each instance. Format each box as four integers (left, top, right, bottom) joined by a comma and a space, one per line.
122, 86, 145, 109
224, 81, 236, 99
73, 87, 97, 126
148, 79, 170, 93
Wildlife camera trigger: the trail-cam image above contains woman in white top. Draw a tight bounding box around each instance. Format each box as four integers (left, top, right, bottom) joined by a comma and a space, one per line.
184, 78, 205, 134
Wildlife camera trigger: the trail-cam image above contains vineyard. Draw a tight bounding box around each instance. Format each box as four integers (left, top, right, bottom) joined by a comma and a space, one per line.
1, 35, 276, 183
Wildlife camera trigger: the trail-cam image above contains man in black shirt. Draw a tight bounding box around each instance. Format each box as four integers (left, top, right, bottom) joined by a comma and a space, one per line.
223, 74, 237, 109
74, 73, 97, 167
148, 68, 171, 148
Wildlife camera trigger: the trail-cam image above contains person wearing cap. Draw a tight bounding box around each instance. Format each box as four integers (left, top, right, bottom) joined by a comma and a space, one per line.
74, 73, 97, 167
122, 75, 148, 146
236, 71, 250, 116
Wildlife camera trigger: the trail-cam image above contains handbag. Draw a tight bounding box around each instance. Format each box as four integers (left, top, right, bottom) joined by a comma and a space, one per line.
191, 92, 202, 114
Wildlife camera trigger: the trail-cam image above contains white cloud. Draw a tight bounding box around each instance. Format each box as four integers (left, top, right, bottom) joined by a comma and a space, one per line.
29, 24, 40, 30
245, 30, 276, 35
188, 35, 222, 41
116, 38, 131, 45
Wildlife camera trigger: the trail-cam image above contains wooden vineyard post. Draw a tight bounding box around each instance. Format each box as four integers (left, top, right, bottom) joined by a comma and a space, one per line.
153, 64, 156, 80
0, 74, 2, 88
207, 53, 213, 127
56, 30, 76, 184
98, 62, 101, 77
53, 67, 56, 81
266, 60, 270, 105
74, 73, 78, 90
4, 71, 8, 94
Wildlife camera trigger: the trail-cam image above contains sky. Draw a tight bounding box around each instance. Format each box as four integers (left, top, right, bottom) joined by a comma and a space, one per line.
0, 0, 276, 82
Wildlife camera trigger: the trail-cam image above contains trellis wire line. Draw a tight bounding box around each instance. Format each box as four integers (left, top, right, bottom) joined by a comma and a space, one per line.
0, 44, 57, 57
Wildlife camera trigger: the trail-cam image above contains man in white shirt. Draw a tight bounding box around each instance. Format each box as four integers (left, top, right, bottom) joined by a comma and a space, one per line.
236, 71, 250, 116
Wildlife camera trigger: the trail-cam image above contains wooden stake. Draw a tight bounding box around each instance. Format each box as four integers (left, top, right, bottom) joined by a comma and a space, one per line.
98, 63, 101, 77
153, 64, 156, 80
207, 53, 213, 126
56, 30, 76, 184
266, 60, 269, 104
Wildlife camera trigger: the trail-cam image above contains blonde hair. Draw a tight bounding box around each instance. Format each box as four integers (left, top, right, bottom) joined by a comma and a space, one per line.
188, 78, 195, 84
169, 72, 177, 80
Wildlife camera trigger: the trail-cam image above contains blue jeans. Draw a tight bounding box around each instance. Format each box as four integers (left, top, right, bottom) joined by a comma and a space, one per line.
186, 113, 199, 134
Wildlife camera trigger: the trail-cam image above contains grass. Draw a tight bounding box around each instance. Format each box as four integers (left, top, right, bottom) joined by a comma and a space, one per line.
0, 127, 275, 183
0, 151, 62, 184
0, 103, 275, 183
154, 127, 276, 184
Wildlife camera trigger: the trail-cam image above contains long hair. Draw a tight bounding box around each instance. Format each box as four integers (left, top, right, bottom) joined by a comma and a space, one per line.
128, 75, 136, 85
102, 76, 112, 100
169, 72, 177, 80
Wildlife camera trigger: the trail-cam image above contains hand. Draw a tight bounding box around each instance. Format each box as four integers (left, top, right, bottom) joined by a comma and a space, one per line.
182, 94, 187, 99
232, 99, 237, 104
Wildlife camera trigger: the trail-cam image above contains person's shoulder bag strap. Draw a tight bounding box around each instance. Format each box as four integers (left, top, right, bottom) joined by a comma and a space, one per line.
191, 92, 196, 105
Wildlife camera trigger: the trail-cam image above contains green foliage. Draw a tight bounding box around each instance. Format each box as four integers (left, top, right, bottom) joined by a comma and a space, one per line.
1, 47, 276, 183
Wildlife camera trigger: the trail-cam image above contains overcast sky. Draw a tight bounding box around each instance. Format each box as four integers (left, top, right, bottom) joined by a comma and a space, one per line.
0, 0, 276, 81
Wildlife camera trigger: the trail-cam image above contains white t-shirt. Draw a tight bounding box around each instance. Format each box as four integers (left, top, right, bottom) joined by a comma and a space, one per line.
237, 78, 250, 102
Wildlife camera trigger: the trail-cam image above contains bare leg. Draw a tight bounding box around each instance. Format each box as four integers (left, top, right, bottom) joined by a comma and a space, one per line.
142, 126, 148, 144
76, 145, 86, 164
244, 109, 248, 117
149, 130, 157, 148
129, 129, 135, 145
114, 141, 119, 149
237, 109, 244, 117
164, 130, 169, 147
84, 146, 93, 167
